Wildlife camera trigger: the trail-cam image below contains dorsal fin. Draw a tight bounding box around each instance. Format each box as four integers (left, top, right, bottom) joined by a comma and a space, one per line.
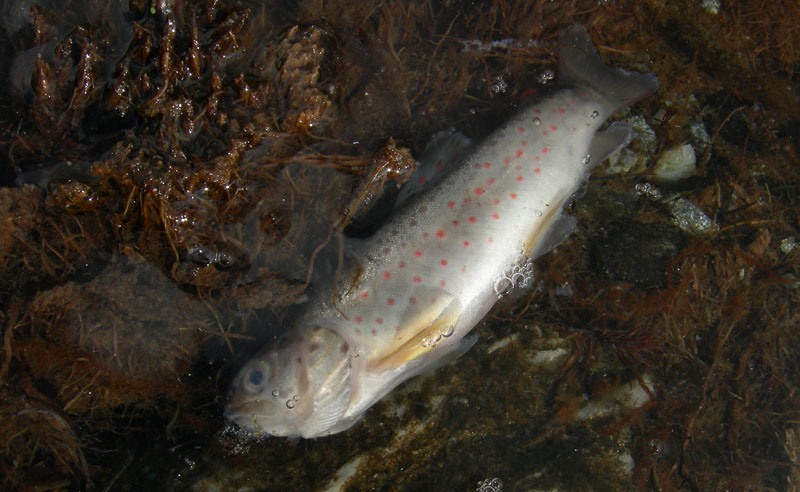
395, 130, 473, 207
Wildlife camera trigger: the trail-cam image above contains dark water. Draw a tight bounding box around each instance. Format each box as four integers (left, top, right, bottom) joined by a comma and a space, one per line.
1, 1, 798, 491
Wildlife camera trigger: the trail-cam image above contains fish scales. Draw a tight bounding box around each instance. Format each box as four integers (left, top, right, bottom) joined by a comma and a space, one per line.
226, 25, 658, 438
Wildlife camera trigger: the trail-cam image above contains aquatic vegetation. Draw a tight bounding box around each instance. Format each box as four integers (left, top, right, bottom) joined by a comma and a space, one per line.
0, 0, 798, 490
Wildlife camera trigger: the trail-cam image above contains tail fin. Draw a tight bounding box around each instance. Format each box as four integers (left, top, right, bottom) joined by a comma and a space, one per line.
558, 25, 658, 112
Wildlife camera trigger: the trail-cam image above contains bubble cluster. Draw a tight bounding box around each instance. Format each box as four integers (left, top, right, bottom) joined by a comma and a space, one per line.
421, 323, 455, 348
187, 244, 238, 269
634, 181, 663, 201
476, 478, 503, 492
285, 394, 299, 409
493, 255, 535, 298
490, 75, 508, 94
537, 68, 555, 84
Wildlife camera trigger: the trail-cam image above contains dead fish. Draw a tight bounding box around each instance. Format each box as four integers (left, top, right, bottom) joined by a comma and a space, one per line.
225, 25, 658, 438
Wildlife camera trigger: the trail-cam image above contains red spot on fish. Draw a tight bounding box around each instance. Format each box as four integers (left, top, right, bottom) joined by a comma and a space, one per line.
376, 318, 383, 325
483, 162, 491, 168
515, 165, 522, 171
463, 198, 472, 204
487, 178, 495, 185
535, 109, 542, 114
517, 127, 525, 134
439, 280, 446, 287
542, 147, 550, 154
504, 157, 510, 165
423, 232, 429, 239
398, 261, 406, 268
461, 267, 467, 273
520, 89, 539, 100
415, 250, 423, 257
383, 271, 391, 280
418, 177, 426, 184
535, 156, 541, 162
493, 199, 500, 205
510, 193, 517, 199
436, 230, 445, 238
542, 130, 549, 137
412, 275, 422, 283
534, 168, 541, 174
492, 213, 500, 220
440, 259, 448, 266
409, 297, 417, 304
387, 298, 395, 306
463, 241, 470, 247
354, 317, 362, 323
371, 328, 377, 335
558, 108, 565, 113
516, 175, 523, 182
447, 200, 455, 209
520, 140, 527, 146
361, 292, 369, 299
475, 188, 484, 195
516, 149, 524, 158
488, 237, 493, 242
469, 216, 477, 224
452, 220, 459, 226
550, 125, 558, 131
570, 98, 577, 104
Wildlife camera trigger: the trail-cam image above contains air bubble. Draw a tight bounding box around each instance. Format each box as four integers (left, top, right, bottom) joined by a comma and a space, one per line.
590, 110, 599, 119
476, 478, 504, 492
634, 182, 663, 201
271, 390, 280, 397
534, 209, 543, 217
537, 69, 555, 84
493, 255, 535, 298
532, 117, 541, 126
216, 251, 234, 268
440, 324, 455, 337
188, 244, 215, 266
490, 75, 508, 94
582, 153, 592, 165
286, 399, 295, 409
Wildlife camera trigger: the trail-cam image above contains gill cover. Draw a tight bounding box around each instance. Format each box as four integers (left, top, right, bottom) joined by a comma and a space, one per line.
226, 324, 353, 438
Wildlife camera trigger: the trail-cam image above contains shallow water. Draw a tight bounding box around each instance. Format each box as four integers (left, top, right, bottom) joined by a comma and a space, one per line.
1, 1, 799, 491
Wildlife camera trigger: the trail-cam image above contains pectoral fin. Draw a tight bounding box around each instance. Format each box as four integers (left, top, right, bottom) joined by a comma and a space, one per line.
368, 286, 463, 372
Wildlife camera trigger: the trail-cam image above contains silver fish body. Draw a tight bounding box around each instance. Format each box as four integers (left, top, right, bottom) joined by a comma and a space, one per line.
226, 25, 658, 438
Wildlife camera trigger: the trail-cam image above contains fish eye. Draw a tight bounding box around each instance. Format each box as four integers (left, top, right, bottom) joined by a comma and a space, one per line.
248, 369, 263, 386
242, 362, 269, 393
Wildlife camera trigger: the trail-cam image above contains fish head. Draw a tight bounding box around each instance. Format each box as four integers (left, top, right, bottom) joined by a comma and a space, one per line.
225, 323, 354, 438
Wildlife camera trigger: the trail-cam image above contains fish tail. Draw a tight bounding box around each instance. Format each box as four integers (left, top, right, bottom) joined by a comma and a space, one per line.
558, 25, 659, 112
